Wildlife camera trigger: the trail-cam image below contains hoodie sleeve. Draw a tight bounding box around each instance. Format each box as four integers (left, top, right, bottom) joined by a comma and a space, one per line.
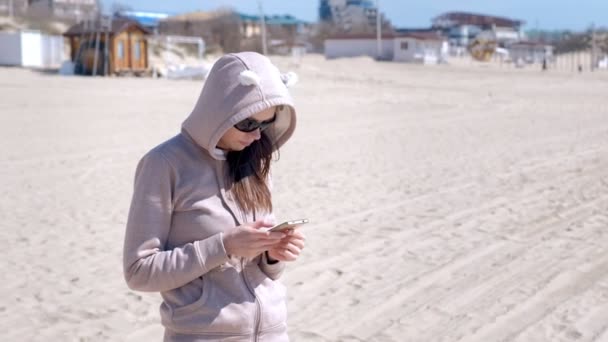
259, 249, 286, 280
258, 205, 286, 280
123, 151, 229, 292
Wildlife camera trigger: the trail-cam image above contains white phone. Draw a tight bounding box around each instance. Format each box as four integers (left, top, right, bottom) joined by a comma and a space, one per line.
268, 219, 309, 232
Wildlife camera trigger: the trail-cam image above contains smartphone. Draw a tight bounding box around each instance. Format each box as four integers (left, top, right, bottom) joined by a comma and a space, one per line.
268, 219, 309, 232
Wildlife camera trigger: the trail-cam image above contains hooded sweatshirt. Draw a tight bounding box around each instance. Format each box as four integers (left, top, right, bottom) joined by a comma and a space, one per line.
123, 52, 297, 342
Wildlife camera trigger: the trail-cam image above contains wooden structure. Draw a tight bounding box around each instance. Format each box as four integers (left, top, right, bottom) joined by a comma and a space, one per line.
63, 18, 151, 76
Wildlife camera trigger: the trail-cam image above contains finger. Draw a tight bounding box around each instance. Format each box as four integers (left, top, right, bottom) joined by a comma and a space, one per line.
281, 234, 305, 246
249, 229, 286, 240
253, 240, 286, 249
273, 249, 296, 262
289, 230, 306, 240
280, 249, 298, 261
250, 219, 274, 229
267, 231, 288, 239
286, 238, 305, 250
285, 243, 301, 256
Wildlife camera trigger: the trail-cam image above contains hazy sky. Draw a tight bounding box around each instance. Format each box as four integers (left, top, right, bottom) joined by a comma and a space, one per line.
101, 0, 608, 31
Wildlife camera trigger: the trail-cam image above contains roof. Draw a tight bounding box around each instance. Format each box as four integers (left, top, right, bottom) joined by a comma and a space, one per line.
432, 12, 524, 28
162, 10, 308, 26
395, 27, 437, 34
509, 41, 554, 48
63, 18, 151, 36
346, 0, 375, 9
115, 11, 171, 27
238, 13, 309, 26
327, 32, 445, 41
163, 10, 231, 22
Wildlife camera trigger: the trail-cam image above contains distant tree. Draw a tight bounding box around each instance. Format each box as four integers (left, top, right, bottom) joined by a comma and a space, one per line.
554, 32, 590, 54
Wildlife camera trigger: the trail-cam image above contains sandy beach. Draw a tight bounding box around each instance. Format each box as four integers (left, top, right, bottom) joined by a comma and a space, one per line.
2, 55, 608, 341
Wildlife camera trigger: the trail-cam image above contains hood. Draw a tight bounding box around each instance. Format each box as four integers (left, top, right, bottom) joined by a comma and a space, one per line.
182, 52, 297, 160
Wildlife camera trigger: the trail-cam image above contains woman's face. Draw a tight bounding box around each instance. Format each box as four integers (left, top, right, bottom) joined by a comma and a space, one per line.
217, 106, 276, 151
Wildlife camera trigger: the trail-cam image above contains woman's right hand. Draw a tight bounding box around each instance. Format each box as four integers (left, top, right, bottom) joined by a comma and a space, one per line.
223, 220, 287, 259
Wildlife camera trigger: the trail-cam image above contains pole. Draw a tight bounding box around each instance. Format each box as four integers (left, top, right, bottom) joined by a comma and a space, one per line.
258, 0, 267, 55
376, 0, 382, 59
8, 0, 13, 17
103, 16, 110, 75
591, 22, 596, 72
93, 18, 101, 76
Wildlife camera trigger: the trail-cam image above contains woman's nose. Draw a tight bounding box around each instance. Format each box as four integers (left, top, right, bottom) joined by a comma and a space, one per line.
250, 128, 261, 140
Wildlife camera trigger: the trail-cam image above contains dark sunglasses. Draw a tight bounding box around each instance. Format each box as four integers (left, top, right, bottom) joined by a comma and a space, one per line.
234, 113, 277, 133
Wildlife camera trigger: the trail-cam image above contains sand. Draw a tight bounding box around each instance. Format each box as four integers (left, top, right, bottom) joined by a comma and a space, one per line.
1, 55, 608, 341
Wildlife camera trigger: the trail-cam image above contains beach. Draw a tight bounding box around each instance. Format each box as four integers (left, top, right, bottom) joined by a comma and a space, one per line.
2, 55, 608, 341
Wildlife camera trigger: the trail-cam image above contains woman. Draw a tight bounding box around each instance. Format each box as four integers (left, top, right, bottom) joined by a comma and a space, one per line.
123, 52, 306, 341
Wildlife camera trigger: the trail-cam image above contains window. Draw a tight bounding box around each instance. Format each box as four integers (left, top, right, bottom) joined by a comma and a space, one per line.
400, 41, 409, 50
134, 40, 141, 59
117, 41, 124, 60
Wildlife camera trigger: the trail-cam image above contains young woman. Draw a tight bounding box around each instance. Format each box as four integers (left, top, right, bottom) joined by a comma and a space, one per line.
123, 52, 306, 341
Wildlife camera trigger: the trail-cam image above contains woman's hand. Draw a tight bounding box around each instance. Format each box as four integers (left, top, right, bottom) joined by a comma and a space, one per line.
223, 220, 286, 259
267, 229, 306, 262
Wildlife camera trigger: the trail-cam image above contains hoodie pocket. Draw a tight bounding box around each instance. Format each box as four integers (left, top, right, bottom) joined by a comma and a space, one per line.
249, 266, 288, 333
171, 276, 210, 317
169, 268, 257, 335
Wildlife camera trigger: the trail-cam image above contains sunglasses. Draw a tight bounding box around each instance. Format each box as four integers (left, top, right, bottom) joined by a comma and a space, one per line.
234, 113, 277, 133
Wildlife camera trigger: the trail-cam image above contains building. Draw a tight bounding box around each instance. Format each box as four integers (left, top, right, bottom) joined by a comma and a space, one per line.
159, 10, 310, 53
324, 32, 447, 64
319, 0, 388, 33
393, 33, 447, 64
63, 18, 151, 75
432, 12, 525, 48
507, 41, 554, 64
0, 0, 97, 19
238, 13, 310, 39
27, 0, 98, 20
114, 11, 171, 33
325, 34, 394, 60
0, 30, 64, 68
0, 0, 28, 16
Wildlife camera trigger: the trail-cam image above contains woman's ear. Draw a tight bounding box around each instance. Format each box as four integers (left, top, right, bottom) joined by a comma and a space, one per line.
239, 70, 261, 86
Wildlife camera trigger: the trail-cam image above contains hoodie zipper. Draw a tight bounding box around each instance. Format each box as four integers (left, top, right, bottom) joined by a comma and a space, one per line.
216, 160, 262, 341
241, 259, 262, 341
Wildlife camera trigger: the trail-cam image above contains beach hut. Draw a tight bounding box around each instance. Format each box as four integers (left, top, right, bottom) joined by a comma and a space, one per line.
507, 41, 554, 65
63, 18, 151, 76
324, 33, 446, 64
324, 34, 395, 60
0, 30, 64, 68
393, 33, 446, 64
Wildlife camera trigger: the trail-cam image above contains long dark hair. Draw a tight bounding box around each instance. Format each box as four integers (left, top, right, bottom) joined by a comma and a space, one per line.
226, 132, 276, 216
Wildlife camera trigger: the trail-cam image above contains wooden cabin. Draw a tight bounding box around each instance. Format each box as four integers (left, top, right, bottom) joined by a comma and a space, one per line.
63, 18, 151, 76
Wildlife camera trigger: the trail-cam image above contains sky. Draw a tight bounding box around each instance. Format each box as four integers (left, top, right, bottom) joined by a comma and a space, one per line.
101, 1, 608, 31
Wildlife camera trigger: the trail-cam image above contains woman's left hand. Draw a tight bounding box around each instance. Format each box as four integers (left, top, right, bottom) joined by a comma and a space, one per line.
267, 229, 306, 262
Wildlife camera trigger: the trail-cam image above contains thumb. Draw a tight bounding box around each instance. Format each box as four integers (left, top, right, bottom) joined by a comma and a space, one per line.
251, 219, 274, 229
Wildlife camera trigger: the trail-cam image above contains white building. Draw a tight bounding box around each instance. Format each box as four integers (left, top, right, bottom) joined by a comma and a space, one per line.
507, 41, 554, 64
325, 33, 447, 64
0, 30, 64, 68
393, 34, 447, 64
432, 12, 525, 49
325, 34, 394, 60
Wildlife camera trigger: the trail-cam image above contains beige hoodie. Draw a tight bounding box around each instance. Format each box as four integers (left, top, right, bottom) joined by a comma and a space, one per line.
123, 52, 297, 341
